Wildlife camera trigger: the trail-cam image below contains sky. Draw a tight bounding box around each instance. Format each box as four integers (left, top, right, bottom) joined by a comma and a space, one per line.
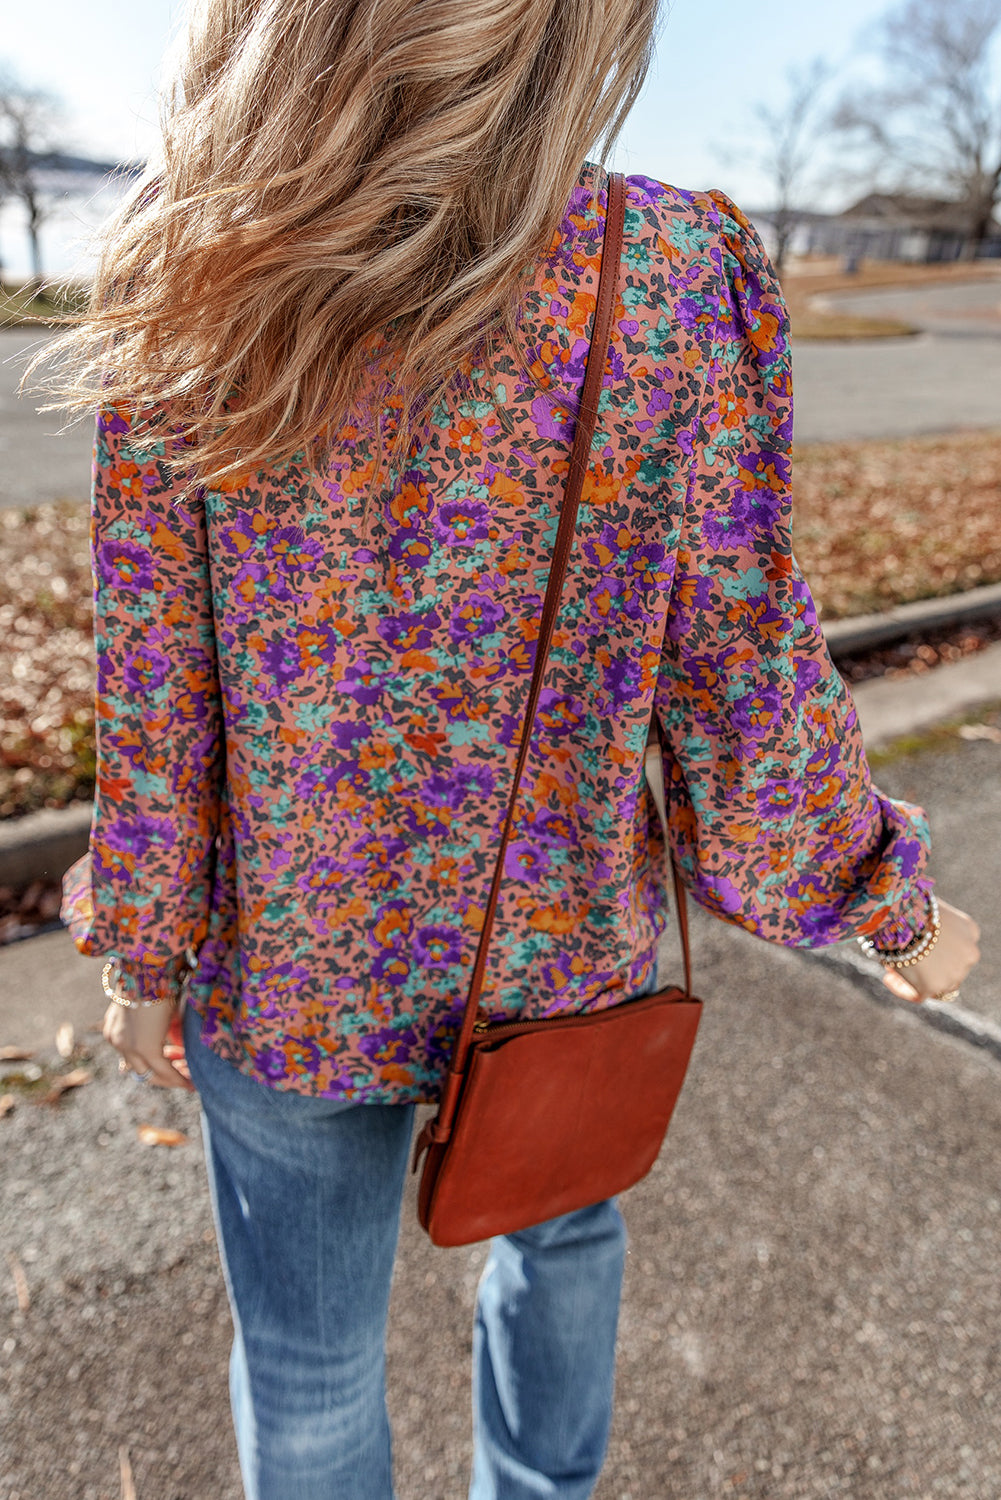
0, 0, 914, 277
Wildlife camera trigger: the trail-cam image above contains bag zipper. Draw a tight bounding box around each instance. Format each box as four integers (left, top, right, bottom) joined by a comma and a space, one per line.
471, 987, 686, 1041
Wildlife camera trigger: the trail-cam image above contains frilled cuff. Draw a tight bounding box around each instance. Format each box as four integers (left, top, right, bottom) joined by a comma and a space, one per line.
60, 851, 95, 950
105, 955, 192, 1005
60, 852, 194, 1004
863, 878, 935, 952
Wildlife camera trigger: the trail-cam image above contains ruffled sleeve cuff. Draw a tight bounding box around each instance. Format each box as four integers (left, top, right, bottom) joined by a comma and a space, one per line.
860, 878, 935, 953
108, 955, 193, 1005
61, 852, 194, 1005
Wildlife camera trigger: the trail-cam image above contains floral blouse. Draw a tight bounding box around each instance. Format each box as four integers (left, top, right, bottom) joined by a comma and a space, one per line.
63, 163, 931, 1104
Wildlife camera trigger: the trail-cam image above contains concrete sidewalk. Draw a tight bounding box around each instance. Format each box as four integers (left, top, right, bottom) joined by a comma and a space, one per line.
1, 682, 1000, 1498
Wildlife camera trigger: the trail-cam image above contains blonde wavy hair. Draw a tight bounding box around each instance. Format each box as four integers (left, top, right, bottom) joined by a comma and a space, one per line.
29, 0, 660, 493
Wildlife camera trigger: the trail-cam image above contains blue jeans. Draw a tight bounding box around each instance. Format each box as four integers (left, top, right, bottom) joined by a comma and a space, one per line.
183, 1004, 628, 1500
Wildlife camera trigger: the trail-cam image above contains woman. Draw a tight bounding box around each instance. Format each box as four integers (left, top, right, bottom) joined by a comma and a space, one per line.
44, 1, 979, 1496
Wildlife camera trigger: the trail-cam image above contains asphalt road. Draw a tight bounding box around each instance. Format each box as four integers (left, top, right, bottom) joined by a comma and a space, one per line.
791, 277, 1001, 444
0, 330, 94, 510
791, 330, 1001, 443
820, 278, 1001, 337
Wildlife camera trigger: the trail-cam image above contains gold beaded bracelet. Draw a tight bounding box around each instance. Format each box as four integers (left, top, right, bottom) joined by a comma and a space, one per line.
885, 920, 941, 968
857, 892, 941, 970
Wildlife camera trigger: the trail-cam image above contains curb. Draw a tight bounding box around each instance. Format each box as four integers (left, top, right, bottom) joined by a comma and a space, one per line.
822, 580, 1001, 658
849, 640, 1001, 749
0, 803, 92, 889
1, 585, 999, 891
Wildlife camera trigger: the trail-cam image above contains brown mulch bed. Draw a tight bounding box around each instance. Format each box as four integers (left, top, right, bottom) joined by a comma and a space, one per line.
0, 502, 95, 820
793, 431, 1001, 620
0, 879, 64, 944
1, 430, 999, 828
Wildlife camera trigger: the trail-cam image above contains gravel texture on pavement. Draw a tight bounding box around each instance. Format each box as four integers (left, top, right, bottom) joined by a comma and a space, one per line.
2, 877, 1000, 1499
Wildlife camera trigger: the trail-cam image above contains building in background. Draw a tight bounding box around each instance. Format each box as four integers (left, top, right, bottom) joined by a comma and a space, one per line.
753, 194, 1001, 266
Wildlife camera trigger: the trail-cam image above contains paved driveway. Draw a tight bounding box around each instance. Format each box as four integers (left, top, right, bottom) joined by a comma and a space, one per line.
0, 329, 94, 509
792, 277, 1001, 444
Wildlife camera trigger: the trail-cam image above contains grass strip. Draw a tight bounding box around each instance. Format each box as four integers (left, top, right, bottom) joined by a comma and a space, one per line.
0, 280, 88, 330
783, 260, 1001, 342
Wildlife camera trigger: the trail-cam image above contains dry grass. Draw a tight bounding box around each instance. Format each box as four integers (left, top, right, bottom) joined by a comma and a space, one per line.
0, 279, 88, 330
2, 430, 1000, 817
783, 258, 1001, 341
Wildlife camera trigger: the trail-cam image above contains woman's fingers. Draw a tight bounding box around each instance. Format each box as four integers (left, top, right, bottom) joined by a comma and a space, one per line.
164, 1048, 193, 1085
143, 1053, 194, 1090
103, 1001, 195, 1090
119, 1046, 192, 1090
883, 970, 920, 1003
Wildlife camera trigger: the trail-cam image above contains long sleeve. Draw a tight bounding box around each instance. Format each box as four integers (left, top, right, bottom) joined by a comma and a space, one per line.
61, 405, 224, 1000
654, 192, 930, 949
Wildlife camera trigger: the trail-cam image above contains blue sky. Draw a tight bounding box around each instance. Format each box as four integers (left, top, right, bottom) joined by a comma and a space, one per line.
2, 0, 895, 210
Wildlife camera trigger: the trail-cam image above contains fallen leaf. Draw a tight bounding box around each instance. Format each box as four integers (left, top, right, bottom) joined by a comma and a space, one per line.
958, 723, 1001, 743
0, 1046, 33, 1062
119, 1444, 137, 1500
137, 1124, 189, 1148
6, 1252, 30, 1312
0, 1096, 15, 1118
55, 1022, 75, 1059
39, 1067, 92, 1105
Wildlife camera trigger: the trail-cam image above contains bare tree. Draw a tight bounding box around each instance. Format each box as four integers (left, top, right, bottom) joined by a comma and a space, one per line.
752, 59, 833, 276
0, 70, 63, 290
0, 165, 8, 283
836, 0, 1001, 258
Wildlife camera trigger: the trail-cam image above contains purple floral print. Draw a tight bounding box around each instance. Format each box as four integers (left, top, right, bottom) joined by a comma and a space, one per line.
62, 165, 931, 1107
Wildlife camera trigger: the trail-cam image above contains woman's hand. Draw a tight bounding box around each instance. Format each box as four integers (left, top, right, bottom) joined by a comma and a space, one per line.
882, 898, 981, 1004
103, 1000, 194, 1089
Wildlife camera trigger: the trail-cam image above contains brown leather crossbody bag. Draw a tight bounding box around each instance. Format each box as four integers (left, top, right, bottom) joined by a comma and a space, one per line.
411, 172, 704, 1247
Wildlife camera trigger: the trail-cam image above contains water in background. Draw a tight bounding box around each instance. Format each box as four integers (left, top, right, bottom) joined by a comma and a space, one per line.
0, 172, 130, 285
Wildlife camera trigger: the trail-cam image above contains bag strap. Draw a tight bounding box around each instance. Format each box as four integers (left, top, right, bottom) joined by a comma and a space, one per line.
420, 170, 691, 1149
